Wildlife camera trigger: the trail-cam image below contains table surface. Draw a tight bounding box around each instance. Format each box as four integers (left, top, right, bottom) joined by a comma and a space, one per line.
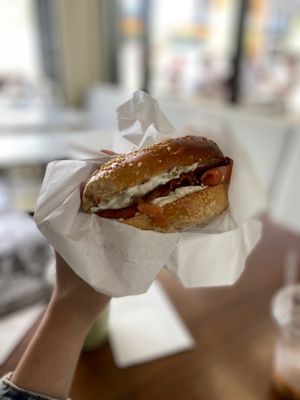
0, 129, 131, 168
1, 219, 300, 400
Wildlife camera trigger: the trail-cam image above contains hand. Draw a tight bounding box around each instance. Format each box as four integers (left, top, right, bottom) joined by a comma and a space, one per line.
12, 253, 110, 399
100, 149, 119, 156
54, 252, 110, 321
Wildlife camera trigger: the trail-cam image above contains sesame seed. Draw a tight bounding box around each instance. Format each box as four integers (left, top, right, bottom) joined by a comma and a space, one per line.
129, 163, 133, 167
158, 160, 162, 163
138, 162, 142, 167
136, 171, 140, 175
167, 147, 171, 151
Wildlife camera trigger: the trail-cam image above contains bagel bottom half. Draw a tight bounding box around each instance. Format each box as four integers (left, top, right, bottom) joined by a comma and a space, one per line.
121, 183, 229, 233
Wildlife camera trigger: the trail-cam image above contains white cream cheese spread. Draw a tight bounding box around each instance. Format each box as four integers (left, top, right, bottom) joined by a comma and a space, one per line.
91, 162, 199, 212
151, 185, 207, 206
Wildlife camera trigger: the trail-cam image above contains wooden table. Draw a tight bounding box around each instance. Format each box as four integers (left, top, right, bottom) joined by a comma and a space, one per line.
1, 219, 300, 399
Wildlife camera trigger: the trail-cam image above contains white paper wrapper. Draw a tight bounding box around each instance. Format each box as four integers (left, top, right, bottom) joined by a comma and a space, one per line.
34, 91, 266, 296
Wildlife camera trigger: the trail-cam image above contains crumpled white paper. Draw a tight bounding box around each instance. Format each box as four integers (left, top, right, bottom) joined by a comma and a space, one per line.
34, 91, 266, 296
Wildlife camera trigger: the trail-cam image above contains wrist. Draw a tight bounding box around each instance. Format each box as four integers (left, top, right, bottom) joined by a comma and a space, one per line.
54, 252, 110, 323
49, 292, 100, 331
11, 290, 100, 400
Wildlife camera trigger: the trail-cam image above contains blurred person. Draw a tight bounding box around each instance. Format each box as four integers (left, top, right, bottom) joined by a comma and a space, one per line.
194, 55, 225, 98
167, 56, 186, 96
0, 252, 109, 400
283, 54, 300, 113
242, 53, 300, 110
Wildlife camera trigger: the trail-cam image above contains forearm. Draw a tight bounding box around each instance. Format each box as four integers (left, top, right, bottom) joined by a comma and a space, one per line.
11, 293, 97, 400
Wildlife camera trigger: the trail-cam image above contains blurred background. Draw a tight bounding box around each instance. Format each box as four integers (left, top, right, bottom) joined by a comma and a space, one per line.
3, 0, 300, 109
1, 1, 300, 399
4, 0, 300, 109
1, 0, 300, 215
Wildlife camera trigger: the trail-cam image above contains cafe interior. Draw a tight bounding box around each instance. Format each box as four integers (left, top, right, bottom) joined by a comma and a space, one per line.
0, 0, 300, 399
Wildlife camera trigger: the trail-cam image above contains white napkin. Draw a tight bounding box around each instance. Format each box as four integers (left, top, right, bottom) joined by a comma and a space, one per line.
0, 303, 44, 365
108, 281, 195, 368
34, 91, 266, 297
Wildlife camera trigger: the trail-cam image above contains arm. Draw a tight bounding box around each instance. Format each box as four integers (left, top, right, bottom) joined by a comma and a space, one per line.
10, 253, 109, 400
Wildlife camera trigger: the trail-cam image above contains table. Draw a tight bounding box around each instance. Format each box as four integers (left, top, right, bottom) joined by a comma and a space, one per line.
0, 130, 118, 212
0, 130, 115, 168
1, 219, 300, 399
0, 106, 88, 132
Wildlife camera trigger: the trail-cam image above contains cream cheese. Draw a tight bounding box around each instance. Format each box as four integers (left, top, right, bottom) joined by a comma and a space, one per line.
151, 185, 207, 207
91, 162, 199, 212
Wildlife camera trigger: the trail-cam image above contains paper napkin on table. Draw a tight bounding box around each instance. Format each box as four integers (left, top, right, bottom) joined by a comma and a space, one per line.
108, 281, 195, 368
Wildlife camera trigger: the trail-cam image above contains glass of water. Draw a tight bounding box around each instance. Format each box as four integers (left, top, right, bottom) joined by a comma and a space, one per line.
271, 284, 300, 400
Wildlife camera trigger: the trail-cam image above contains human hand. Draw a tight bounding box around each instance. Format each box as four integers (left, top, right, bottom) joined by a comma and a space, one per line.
54, 252, 110, 322
52, 149, 114, 317
100, 149, 118, 155
11, 253, 110, 399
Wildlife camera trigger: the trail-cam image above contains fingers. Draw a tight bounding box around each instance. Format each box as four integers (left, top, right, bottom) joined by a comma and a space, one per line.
100, 149, 119, 156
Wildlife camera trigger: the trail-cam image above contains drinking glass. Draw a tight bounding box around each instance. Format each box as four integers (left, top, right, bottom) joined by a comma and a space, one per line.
271, 284, 300, 399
